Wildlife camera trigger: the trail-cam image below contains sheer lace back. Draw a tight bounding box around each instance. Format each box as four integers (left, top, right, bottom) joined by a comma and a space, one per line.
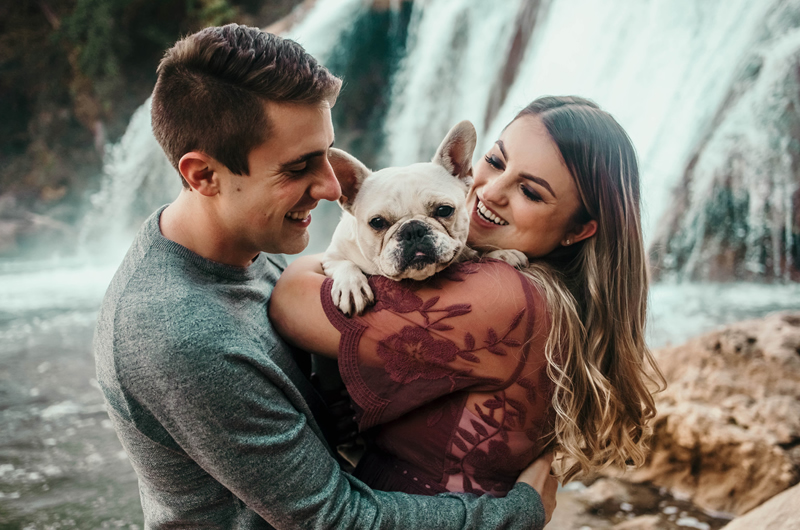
321, 260, 554, 496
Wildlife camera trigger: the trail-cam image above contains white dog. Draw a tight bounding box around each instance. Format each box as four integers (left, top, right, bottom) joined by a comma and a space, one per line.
324, 120, 527, 315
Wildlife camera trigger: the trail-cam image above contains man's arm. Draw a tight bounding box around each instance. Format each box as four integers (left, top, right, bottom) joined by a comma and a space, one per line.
271, 254, 340, 357
128, 333, 552, 529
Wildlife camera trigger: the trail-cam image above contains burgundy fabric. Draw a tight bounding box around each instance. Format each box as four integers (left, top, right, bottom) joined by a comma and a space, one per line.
321, 259, 555, 497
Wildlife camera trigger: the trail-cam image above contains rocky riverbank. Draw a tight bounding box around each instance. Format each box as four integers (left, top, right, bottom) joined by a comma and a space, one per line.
630, 311, 800, 516
553, 310, 800, 529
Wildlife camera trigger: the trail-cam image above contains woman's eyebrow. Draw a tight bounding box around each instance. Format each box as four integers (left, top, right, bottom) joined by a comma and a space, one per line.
495, 140, 507, 160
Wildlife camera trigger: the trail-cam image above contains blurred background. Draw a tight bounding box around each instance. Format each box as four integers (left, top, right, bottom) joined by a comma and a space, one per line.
1, 0, 799, 527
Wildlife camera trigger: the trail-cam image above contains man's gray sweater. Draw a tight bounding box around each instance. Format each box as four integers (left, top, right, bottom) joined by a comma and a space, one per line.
94, 207, 545, 529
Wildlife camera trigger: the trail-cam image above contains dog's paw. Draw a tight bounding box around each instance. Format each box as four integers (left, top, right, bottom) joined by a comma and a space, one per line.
330, 271, 374, 316
485, 249, 529, 269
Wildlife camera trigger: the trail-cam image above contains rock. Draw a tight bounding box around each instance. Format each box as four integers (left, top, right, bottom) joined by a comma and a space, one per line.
625, 311, 800, 515
612, 515, 661, 530
576, 478, 659, 514
721, 482, 800, 530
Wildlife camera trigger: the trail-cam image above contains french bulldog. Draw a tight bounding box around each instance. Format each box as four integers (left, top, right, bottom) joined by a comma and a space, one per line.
324, 120, 527, 316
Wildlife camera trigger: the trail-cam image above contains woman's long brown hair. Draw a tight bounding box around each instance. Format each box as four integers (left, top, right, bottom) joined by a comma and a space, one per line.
514, 96, 666, 481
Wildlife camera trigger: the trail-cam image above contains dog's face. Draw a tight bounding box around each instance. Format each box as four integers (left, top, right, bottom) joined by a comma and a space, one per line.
330, 121, 477, 280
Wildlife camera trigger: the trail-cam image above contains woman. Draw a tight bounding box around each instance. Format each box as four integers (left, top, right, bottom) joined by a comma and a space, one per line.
270, 96, 664, 495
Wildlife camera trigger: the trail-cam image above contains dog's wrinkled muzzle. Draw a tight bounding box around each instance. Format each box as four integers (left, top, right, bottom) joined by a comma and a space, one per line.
396, 220, 438, 271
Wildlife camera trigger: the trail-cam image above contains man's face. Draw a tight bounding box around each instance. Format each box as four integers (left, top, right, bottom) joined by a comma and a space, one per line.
215, 101, 340, 258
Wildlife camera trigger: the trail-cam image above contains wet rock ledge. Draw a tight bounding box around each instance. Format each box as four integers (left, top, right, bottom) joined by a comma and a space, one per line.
630, 311, 800, 518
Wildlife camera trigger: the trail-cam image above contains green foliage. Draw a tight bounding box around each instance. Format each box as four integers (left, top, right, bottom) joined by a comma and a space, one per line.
61, 0, 126, 80
0, 0, 301, 208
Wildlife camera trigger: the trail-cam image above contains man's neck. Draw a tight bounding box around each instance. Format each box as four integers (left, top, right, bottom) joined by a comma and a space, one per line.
160, 191, 257, 268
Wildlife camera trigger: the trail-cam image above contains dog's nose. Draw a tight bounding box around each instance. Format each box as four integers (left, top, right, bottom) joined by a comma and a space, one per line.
397, 220, 430, 242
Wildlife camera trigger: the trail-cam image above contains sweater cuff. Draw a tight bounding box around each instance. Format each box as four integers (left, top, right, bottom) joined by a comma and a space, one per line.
508, 482, 546, 530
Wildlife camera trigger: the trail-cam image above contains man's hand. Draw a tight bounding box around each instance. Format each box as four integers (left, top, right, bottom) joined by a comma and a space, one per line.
516, 452, 557, 526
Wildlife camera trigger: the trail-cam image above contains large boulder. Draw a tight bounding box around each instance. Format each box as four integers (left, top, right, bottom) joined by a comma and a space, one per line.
721, 482, 800, 530
625, 311, 800, 515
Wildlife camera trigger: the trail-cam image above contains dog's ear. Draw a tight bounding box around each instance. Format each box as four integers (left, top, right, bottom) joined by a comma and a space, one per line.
432, 120, 477, 182
329, 148, 371, 214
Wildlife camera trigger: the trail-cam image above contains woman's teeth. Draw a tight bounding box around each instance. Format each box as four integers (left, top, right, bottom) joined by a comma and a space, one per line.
285, 210, 310, 220
477, 200, 508, 226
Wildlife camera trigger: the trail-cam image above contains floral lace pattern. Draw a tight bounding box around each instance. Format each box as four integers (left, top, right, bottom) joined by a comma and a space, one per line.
321, 259, 554, 496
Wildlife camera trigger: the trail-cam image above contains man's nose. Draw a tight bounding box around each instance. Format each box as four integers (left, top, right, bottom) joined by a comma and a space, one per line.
312, 158, 342, 202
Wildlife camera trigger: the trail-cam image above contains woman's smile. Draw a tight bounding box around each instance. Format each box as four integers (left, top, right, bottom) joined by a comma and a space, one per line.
474, 198, 509, 226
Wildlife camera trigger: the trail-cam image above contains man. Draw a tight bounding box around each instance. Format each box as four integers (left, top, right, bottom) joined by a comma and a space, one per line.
94, 23, 556, 528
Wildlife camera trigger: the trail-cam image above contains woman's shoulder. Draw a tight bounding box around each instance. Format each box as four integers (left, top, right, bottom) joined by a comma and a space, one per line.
365, 258, 545, 321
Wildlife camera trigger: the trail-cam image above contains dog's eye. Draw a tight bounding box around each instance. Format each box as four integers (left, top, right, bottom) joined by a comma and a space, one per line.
435, 205, 455, 218
369, 216, 388, 230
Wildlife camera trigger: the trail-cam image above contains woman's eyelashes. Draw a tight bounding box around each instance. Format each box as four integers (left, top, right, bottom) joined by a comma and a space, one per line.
521, 185, 544, 202
484, 153, 504, 170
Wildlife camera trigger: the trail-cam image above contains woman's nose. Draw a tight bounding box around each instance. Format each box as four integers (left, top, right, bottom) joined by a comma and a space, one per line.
481, 171, 509, 205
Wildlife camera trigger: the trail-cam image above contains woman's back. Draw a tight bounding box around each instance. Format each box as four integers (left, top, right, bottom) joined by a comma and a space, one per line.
321, 259, 555, 496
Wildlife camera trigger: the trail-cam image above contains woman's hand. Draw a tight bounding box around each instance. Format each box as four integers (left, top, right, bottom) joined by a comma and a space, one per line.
269, 254, 341, 358
516, 452, 557, 525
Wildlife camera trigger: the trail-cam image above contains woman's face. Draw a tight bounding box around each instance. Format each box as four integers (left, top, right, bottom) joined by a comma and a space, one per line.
467, 115, 588, 258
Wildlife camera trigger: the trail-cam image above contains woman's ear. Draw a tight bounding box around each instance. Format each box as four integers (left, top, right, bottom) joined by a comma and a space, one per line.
179, 152, 221, 196
562, 219, 598, 246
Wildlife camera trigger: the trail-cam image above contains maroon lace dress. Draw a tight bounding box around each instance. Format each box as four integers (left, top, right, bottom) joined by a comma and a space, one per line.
320, 259, 555, 497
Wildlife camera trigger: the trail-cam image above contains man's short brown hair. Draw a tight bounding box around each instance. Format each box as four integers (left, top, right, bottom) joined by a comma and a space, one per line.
151, 23, 342, 186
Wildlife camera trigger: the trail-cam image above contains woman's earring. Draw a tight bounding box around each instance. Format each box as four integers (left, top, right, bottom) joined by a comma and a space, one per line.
564, 239, 571, 246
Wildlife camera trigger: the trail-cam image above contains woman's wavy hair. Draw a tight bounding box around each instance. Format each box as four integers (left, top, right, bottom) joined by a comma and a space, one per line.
514, 96, 665, 481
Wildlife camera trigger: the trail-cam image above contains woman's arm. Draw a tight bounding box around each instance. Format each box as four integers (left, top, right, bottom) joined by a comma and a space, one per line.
269, 254, 340, 357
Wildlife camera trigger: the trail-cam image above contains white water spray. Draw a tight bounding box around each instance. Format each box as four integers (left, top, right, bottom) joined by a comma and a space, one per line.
383, 0, 777, 240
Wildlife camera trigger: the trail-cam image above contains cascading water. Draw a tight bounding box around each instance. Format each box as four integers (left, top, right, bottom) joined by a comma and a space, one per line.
77, 99, 180, 262
651, 2, 800, 281
383, 0, 778, 243
15, 0, 800, 341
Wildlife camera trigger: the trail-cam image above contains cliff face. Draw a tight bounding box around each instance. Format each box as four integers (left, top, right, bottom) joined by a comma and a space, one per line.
650, 4, 800, 281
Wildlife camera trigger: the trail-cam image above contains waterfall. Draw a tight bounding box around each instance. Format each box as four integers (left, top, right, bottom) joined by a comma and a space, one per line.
78, 99, 179, 261
651, 4, 800, 281
77, 0, 799, 280
383, 0, 777, 241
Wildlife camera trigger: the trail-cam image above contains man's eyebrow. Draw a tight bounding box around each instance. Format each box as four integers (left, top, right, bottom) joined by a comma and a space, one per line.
495, 140, 557, 198
278, 140, 335, 171
521, 172, 557, 198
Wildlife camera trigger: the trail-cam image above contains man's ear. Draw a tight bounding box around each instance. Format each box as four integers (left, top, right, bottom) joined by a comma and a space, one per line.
563, 219, 598, 246
328, 148, 371, 214
432, 120, 477, 183
178, 152, 221, 196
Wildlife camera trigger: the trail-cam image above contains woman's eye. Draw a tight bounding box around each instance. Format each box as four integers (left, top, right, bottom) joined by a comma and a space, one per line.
369, 217, 388, 230
484, 154, 504, 170
521, 186, 543, 202
435, 205, 454, 218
